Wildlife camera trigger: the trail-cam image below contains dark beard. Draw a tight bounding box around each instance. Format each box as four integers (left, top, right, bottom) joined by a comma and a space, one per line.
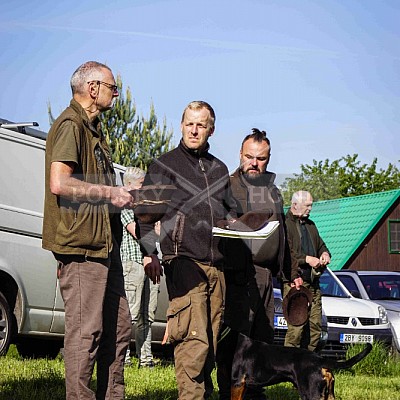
240, 167, 262, 180
241, 167, 261, 180
244, 172, 259, 180
241, 170, 266, 186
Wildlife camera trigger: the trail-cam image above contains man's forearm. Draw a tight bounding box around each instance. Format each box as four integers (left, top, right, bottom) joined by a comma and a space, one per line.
50, 164, 134, 209
55, 175, 114, 203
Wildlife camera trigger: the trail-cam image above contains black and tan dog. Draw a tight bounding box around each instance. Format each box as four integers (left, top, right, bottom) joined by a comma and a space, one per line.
231, 332, 372, 400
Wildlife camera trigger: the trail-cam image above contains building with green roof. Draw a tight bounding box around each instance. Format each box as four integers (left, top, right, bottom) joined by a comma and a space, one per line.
297, 190, 400, 271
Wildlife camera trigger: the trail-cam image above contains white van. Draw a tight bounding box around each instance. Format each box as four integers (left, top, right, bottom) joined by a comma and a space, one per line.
0, 119, 64, 357
0, 119, 126, 358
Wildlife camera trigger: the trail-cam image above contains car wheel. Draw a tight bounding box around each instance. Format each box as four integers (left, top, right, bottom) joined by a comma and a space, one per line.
0, 291, 13, 356
16, 338, 62, 359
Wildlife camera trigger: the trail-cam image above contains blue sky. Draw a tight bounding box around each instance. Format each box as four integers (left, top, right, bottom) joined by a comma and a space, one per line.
1, 0, 399, 181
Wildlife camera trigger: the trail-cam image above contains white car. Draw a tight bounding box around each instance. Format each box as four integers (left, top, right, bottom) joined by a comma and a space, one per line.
335, 270, 400, 353
273, 268, 392, 359
319, 268, 392, 358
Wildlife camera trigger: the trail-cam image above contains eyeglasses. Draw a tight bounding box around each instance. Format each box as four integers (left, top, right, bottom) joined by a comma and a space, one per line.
88, 80, 118, 94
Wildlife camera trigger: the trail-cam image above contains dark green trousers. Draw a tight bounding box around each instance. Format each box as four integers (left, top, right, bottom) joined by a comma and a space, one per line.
283, 281, 322, 352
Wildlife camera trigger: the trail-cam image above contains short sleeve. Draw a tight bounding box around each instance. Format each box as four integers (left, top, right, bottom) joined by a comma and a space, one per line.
121, 208, 135, 228
51, 120, 80, 165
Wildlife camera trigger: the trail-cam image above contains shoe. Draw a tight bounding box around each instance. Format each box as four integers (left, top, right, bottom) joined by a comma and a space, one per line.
138, 361, 155, 369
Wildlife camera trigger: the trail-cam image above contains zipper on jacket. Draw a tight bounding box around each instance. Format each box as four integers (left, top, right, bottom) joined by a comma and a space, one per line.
199, 158, 214, 263
172, 212, 185, 256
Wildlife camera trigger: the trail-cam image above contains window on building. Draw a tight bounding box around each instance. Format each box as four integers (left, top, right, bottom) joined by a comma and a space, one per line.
389, 220, 400, 253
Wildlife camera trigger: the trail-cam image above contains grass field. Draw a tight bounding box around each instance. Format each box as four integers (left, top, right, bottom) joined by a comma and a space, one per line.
1, 343, 400, 400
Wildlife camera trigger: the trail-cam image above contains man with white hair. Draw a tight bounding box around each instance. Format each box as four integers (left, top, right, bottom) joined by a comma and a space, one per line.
284, 190, 331, 351
121, 167, 159, 368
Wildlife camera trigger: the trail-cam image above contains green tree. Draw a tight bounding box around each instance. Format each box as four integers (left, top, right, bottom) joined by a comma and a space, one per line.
48, 75, 174, 170
280, 154, 400, 205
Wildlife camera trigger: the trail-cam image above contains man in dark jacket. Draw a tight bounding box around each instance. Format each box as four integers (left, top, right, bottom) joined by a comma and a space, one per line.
284, 190, 331, 351
216, 128, 298, 400
137, 101, 236, 400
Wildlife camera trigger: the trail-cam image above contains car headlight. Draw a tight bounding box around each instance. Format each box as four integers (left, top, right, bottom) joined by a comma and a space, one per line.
378, 305, 388, 324
320, 330, 329, 342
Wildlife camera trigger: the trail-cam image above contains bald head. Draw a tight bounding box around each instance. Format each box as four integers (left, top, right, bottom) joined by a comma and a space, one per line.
290, 190, 313, 218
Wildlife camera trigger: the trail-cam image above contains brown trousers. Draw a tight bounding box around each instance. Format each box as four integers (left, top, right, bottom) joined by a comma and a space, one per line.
57, 243, 131, 400
166, 259, 225, 400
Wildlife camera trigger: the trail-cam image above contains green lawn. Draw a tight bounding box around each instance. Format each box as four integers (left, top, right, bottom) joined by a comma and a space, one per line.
1, 344, 400, 400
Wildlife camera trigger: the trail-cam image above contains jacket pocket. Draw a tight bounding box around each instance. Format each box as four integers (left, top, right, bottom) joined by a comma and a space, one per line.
56, 203, 107, 250
167, 296, 191, 344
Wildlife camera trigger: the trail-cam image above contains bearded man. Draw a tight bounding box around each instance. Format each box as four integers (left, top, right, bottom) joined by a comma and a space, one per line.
216, 128, 298, 400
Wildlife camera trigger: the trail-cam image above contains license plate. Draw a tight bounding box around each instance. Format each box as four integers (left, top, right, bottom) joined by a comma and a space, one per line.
274, 316, 287, 329
339, 333, 374, 343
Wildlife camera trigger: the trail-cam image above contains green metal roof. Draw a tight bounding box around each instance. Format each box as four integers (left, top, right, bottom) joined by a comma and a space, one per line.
301, 190, 400, 271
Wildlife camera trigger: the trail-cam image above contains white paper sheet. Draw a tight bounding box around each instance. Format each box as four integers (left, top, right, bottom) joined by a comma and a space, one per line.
212, 220, 280, 239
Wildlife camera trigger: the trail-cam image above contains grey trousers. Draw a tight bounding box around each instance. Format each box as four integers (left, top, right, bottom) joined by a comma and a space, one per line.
57, 244, 131, 400
123, 259, 160, 365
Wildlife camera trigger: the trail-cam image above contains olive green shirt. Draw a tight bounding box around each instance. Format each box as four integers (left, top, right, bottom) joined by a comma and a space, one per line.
42, 99, 118, 258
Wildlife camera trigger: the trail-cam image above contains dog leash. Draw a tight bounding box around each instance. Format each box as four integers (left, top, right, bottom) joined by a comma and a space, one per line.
249, 282, 269, 339
217, 326, 232, 344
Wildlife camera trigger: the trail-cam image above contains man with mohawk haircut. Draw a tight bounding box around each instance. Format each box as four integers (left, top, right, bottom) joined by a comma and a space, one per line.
216, 128, 298, 400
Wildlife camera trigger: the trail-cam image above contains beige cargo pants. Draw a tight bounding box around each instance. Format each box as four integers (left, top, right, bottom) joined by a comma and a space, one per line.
166, 260, 225, 400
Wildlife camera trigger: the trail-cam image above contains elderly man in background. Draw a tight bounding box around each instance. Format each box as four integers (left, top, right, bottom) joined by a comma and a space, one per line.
121, 167, 160, 368
284, 190, 331, 352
